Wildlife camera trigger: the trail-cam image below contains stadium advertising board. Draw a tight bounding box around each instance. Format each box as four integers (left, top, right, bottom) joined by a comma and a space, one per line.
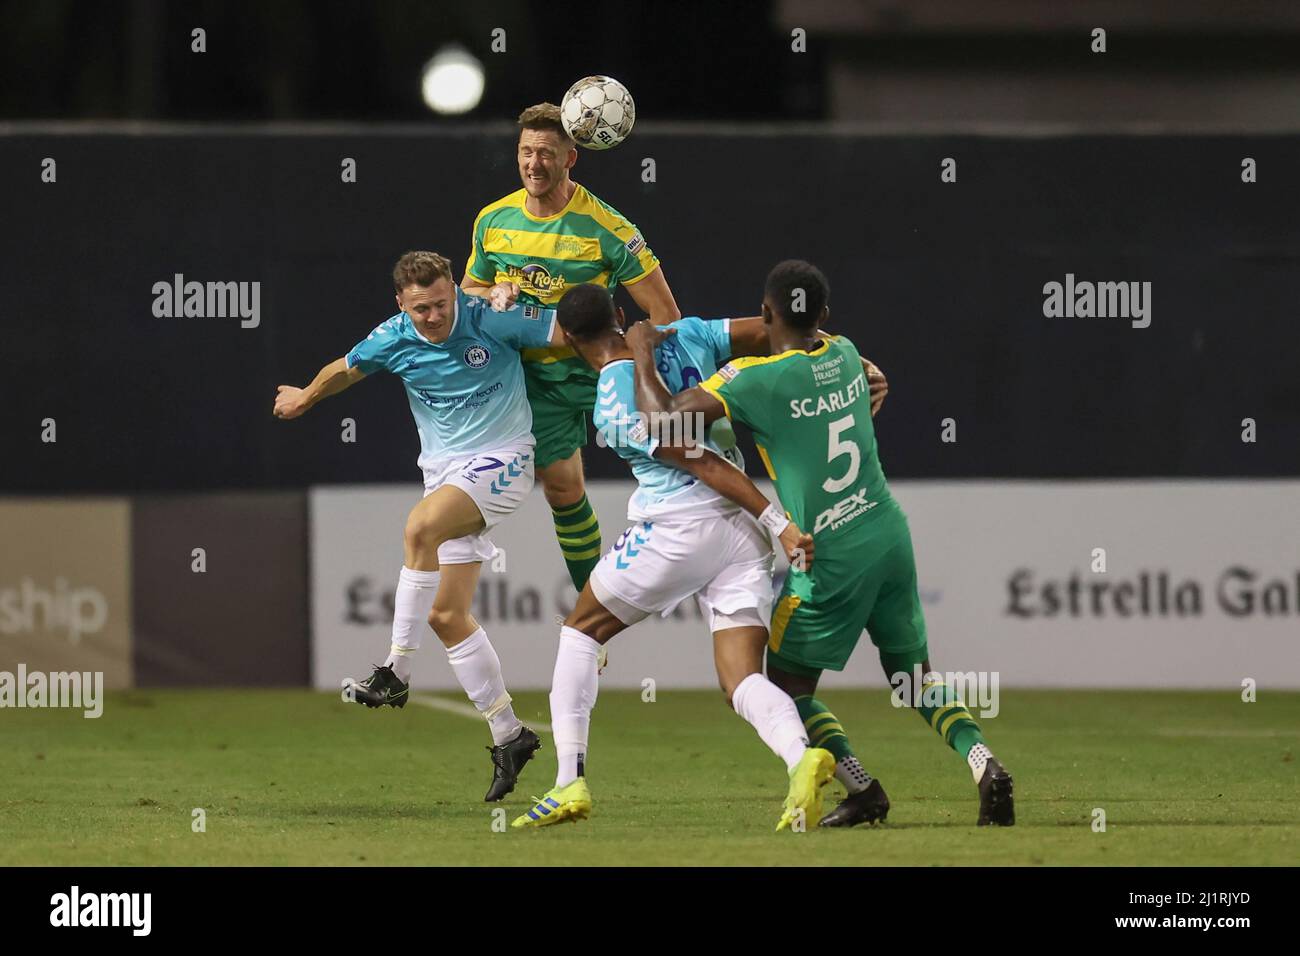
311, 481, 1300, 691
0, 499, 133, 690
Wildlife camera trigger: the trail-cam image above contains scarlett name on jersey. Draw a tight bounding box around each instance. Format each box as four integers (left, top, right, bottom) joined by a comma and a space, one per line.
789, 369, 868, 419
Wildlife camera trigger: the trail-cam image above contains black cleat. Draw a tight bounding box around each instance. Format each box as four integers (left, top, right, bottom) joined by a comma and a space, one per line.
819, 778, 891, 828
484, 726, 542, 802
977, 757, 1015, 826
346, 664, 409, 709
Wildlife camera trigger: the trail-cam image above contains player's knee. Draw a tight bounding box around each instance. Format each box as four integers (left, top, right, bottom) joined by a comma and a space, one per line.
427, 605, 462, 639
539, 458, 585, 507
404, 511, 448, 551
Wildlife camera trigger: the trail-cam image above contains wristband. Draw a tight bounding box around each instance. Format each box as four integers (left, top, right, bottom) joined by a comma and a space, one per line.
758, 503, 790, 537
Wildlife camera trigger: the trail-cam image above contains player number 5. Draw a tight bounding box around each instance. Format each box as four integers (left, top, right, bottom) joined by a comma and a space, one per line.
822, 415, 860, 494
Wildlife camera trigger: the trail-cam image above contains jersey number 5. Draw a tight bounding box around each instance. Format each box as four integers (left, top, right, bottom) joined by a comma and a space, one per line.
822, 415, 861, 494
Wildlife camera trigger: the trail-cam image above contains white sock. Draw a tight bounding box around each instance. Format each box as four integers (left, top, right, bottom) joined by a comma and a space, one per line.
550, 625, 601, 786
835, 755, 873, 794
967, 742, 993, 783
731, 673, 808, 771
445, 627, 522, 746
387, 567, 440, 682
384, 647, 414, 683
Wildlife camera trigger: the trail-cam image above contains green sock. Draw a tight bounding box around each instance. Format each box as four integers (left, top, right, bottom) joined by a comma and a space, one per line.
795, 695, 854, 762
551, 494, 601, 591
880, 652, 985, 758
918, 679, 984, 757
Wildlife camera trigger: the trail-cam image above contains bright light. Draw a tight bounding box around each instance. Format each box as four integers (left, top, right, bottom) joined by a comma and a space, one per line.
421, 46, 484, 115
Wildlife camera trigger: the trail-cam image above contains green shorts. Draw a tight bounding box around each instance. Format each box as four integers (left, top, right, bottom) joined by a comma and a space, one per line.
523, 357, 599, 469
767, 501, 928, 678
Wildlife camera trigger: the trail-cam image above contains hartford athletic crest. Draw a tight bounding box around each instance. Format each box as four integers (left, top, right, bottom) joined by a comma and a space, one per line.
463, 344, 491, 368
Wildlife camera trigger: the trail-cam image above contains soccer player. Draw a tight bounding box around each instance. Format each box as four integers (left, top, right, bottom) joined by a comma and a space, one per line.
511, 285, 836, 832
273, 251, 568, 802
461, 103, 682, 597
626, 260, 1016, 827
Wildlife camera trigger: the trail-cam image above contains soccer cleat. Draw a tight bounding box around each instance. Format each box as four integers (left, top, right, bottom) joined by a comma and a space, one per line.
510, 777, 592, 828
819, 778, 891, 828
977, 756, 1015, 826
346, 664, 409, 709
484, 726, 542, 802
776, 747, 835, 832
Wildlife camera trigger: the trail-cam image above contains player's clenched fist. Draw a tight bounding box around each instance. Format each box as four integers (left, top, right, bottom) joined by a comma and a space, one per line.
624, 318, 675, 352
778, 524, 815, 572
273, 385, 309, 419
488, 281, 521, 312
864, 359, 888, 417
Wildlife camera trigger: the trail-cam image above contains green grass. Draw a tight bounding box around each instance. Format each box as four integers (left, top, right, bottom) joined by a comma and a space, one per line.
2, 688, 1296, 866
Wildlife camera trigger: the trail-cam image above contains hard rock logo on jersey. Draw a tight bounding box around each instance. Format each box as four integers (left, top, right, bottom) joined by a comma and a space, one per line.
463, 344, 491, 369
507, 263, 568, 298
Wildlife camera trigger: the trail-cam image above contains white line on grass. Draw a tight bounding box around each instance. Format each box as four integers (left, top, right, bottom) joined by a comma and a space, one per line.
409, 693, 552, 732
1155, 728, 1296, 738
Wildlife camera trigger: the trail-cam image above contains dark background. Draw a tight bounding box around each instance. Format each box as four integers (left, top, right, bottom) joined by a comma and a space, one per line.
3, 0, 1299, 491
3, 129, 1298, 490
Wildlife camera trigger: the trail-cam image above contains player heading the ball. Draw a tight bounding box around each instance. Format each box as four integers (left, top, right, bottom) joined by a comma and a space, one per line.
461, 101, 682, 607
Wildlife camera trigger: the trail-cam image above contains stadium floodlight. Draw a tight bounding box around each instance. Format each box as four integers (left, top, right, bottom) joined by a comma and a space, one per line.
420, 45, 485, 115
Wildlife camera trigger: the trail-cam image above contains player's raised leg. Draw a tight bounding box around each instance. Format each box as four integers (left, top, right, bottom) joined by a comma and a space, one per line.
347, 484, 485, 709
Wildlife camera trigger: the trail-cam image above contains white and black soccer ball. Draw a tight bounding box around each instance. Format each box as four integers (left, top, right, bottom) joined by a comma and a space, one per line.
560, 76, 636, 151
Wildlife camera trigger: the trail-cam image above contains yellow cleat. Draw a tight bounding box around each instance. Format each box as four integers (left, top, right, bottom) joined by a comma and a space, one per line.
776, 747, 835, 832
511, 777, 593, 829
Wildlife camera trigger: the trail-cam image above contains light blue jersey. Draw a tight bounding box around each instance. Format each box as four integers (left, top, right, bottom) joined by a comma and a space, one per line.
593, 316, 734, 520
346, 288, 556, 470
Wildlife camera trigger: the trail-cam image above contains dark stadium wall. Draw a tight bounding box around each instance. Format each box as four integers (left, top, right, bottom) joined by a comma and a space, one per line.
131, 492, 309, 685
2, 130, 1297, 492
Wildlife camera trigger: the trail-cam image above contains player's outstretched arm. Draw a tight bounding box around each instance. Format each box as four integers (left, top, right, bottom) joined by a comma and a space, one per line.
626, 320, 727, 423
626, 265, 682, 326
273, 357, 365, 420
657, 443, 813, 569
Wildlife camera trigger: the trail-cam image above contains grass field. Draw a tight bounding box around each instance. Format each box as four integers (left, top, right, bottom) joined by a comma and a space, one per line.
2, 688, 1296, 866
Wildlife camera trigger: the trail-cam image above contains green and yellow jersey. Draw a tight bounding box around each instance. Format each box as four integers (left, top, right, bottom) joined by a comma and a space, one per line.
702, 334, 926, 671
700, 334, 892, 546
466, 184, 659, 383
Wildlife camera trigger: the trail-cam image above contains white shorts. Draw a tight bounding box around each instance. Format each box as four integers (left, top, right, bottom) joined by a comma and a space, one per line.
421, 441, 535, 565
589, 506, 775, 633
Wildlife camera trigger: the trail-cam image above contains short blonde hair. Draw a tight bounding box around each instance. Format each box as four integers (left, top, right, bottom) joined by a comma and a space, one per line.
392, 250, 453, 293
517, 102, 572, 144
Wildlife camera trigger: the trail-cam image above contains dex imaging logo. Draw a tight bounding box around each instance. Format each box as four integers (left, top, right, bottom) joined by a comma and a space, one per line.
50, 886, 151, 936
151, 273, 261, 328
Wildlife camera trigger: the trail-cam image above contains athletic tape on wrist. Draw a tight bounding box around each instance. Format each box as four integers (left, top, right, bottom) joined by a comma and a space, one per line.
758, 503, 791, 537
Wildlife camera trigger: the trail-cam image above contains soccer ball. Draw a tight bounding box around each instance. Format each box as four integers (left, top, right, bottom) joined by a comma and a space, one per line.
560, 76, 636, 150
